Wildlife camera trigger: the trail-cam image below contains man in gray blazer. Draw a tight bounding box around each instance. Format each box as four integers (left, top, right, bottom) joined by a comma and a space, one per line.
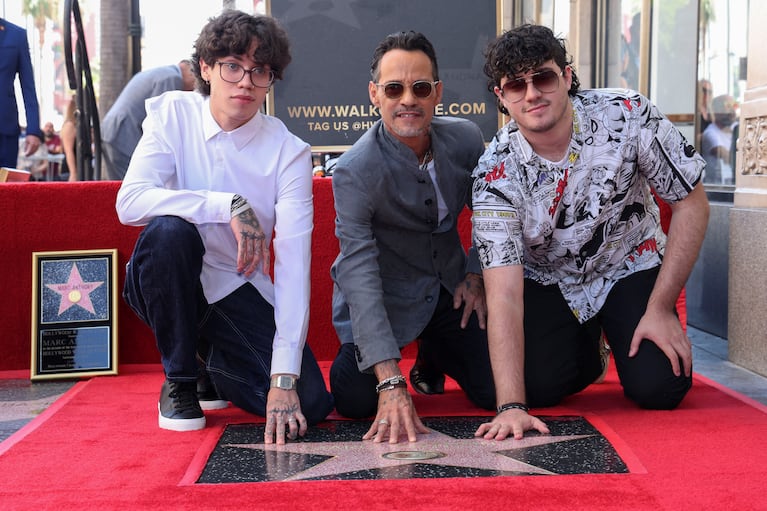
329, 31, 495, 444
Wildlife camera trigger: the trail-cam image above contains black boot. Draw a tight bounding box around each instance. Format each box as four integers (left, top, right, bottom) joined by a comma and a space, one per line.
409, 344, 445, 395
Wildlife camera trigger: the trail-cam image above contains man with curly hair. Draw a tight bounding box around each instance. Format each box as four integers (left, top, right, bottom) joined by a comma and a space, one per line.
471, 24, 709, 441
116, 11, 333, 442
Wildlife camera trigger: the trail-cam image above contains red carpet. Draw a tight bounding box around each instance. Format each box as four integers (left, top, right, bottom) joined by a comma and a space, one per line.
1, 362, 765, 511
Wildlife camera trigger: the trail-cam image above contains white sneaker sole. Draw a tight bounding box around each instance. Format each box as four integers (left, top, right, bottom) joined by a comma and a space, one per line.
157, 403, 206, 431
199, 399, 229, 411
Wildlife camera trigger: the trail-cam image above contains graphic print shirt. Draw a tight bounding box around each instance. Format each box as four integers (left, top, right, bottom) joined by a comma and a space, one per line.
471, 89, 704, 322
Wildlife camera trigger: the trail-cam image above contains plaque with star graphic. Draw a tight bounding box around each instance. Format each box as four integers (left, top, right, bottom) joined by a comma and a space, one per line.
31, 249, 118, 380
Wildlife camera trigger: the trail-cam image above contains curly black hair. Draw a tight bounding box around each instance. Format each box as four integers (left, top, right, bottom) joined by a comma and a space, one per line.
483, 24, 580, 114
191, 10, 291, 96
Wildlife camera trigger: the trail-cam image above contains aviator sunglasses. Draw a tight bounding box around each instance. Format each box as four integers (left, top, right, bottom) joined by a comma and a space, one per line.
500, 69, 563, 103
376, 80, 440, 99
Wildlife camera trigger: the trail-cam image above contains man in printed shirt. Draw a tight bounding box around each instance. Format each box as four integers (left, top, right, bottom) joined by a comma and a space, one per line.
116, 11, 332, 442
471, 24, 709, 441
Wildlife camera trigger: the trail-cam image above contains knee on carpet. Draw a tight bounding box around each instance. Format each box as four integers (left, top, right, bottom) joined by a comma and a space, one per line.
463, 386, 496, 411
525, 385, 567, 408
623, 375, 692, 410
299, 392, 335, 425
330, 387, 376, 419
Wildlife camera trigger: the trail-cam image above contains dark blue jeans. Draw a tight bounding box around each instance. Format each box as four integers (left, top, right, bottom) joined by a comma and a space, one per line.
123, 216, 333, 424
329, 285, 496, 418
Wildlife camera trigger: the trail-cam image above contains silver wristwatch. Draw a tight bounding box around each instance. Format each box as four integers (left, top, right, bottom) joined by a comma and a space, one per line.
270, 375, 297, 390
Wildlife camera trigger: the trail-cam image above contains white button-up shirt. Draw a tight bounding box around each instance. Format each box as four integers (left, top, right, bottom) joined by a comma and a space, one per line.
116, 91, 313, 375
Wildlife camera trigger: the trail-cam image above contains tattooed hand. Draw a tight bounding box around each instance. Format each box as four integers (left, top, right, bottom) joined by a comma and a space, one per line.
453, 272, 487, 329
264, 388, 307, 445
364, 385, 429, 444
364, 360, 430, 444
230, 207, 270, 277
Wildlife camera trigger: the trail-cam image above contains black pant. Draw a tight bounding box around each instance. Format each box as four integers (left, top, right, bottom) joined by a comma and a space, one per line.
123, 216, 334, 424
524, 267, 692, 409
329, 286, 496, 418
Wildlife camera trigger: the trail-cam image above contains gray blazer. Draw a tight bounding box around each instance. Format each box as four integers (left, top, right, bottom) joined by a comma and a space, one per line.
330, 116, 485, 372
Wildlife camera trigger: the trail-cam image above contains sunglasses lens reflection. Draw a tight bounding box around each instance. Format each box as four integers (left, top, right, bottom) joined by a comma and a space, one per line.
383, 81, 434, 99
411, 81, 433, 98
503, 70, 560, 99
384, 83, 405, 98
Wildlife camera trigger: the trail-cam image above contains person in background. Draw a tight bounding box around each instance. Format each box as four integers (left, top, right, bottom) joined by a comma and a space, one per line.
33, 121, 63, 178
472, 24, 709, 441
116, 11, 333, 442
0, 18, 41, 168
42, 122, 62, 154
329, 31, 495, 444
101, 60, 196, 180
701, 94, 737, 185
60, 99, 78, 181
698, 79, 713, 133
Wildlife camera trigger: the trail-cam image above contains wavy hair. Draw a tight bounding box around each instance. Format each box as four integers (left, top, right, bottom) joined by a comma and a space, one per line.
483, 24, 580, 114
191, 10, 291, 96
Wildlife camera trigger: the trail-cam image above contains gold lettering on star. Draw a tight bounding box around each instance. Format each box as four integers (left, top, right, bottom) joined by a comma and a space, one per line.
45, 263, 104, 315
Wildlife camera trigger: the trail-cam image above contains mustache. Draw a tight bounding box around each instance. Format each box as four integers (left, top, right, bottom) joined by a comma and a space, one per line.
523, 100, 550, 111
394, 107, 425, 116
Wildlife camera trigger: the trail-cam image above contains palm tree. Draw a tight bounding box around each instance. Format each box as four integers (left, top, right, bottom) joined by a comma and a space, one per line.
98, 0, 130, 119
22, 0, 58, 47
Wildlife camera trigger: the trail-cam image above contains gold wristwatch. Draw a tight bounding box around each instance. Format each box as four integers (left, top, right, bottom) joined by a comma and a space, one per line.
270, 375, 297, 390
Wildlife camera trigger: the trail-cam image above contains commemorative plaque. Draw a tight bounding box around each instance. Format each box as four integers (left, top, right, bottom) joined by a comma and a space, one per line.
31, 249, 118, 380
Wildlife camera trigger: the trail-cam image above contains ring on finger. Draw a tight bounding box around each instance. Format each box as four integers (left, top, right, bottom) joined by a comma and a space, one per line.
379, 419, 389, 426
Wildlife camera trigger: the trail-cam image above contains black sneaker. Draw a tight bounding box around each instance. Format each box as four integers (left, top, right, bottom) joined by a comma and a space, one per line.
158, 379, 205, 431
197, 373, 229, 410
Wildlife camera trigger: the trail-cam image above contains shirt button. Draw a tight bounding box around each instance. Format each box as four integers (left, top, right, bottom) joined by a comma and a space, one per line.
425, 295, 434, 303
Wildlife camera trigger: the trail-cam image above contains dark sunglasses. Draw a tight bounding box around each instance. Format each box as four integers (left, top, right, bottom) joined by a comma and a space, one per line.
376, 80, 439, 99
500, 69, 563, 102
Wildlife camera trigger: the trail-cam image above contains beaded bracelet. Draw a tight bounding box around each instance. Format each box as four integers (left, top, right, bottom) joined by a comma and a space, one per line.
496, 402, 529, 414
375, 375, 407, 393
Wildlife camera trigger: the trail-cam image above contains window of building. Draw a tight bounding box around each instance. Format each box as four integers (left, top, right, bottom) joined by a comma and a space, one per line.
696, 0, 748, 190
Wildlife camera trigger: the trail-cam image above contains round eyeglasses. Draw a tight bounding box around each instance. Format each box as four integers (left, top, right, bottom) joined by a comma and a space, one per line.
216, 61, 275, 88
500, 69, 563, 103
375, 80, 439, 100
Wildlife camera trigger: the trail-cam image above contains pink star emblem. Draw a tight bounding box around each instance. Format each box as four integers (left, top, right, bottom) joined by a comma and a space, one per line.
45, 263, 105, 315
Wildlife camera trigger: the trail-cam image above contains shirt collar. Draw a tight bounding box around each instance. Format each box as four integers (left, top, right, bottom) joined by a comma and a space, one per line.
201, 98, 262, 150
